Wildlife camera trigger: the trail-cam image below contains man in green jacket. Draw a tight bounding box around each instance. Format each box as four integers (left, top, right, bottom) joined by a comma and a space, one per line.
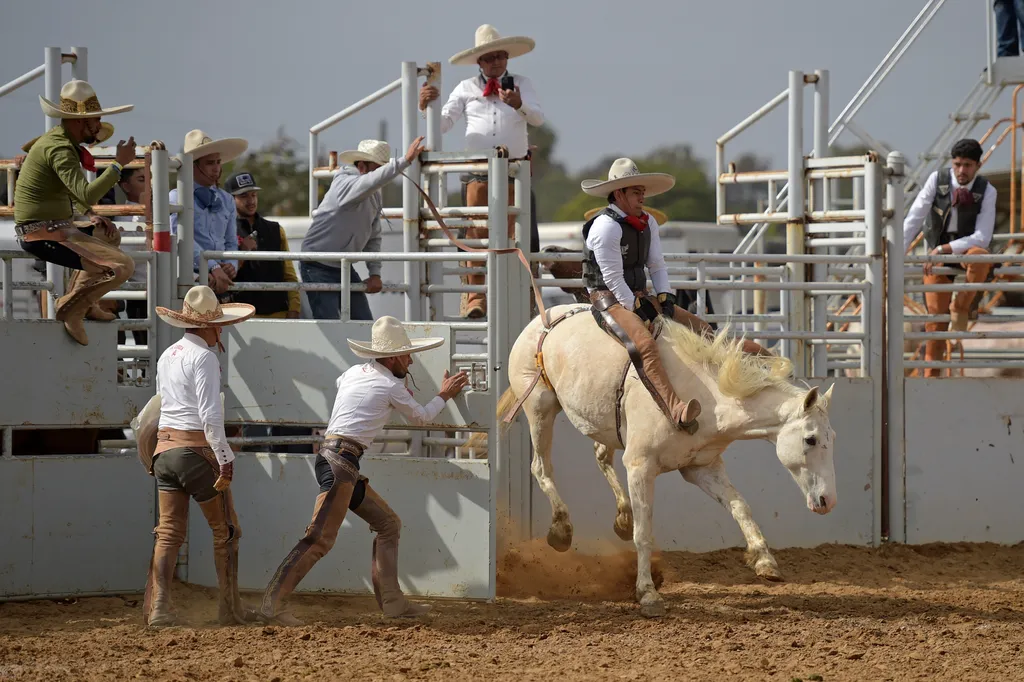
14, 80, 139, 345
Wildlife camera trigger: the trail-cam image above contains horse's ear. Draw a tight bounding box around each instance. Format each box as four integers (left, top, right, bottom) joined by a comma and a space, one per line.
803, 386, 820, 412
822, 383, 834, 409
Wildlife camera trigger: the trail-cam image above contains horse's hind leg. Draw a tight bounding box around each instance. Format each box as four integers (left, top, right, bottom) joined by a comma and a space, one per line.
594, 442, 633, 541
528, 403, 573, 552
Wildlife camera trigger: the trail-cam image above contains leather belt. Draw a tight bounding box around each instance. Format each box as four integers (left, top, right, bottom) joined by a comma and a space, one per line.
14, 219, 80, 239
322, 435, 365, 457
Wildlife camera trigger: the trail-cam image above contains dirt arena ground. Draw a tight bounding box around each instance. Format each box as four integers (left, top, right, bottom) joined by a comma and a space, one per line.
1, 542, 1022, 681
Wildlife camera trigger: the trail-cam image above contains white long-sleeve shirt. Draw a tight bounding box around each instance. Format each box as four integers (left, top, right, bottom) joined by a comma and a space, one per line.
156, 333, 233, 466
903, 169, 997, 254
439, 72, 544, 159
584, 205, 671, 308
326, 362, 447, 448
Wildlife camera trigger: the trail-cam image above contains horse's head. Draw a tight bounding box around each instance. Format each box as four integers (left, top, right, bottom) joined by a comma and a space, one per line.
773, 384, 837, 515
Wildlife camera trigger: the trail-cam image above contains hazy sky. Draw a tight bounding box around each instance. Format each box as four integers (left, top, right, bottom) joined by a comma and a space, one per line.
0, 0, 1008, 177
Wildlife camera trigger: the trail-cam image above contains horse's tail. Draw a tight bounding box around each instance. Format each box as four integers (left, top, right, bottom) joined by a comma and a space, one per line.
460, 386, 518, 457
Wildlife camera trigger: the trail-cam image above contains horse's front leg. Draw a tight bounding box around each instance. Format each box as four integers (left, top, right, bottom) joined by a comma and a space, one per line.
624, 458, 664, 617
680, 456, 782, 581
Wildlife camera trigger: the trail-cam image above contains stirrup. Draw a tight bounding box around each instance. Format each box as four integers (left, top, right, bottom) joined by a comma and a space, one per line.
676, 399, 701, 435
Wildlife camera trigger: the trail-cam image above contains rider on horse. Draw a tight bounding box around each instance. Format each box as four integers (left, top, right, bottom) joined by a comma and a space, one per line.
578, 158, 770, 434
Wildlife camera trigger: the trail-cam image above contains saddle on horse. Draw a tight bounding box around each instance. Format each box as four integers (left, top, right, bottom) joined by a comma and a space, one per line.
589, 289, 702, 434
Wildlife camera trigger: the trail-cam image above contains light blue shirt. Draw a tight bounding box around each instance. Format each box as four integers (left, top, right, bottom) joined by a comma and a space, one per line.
170, 182, 238, 272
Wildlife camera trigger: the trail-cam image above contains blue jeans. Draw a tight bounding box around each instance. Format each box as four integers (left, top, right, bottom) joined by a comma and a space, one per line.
301, 261, 373, 320
995, 0, 1024, 57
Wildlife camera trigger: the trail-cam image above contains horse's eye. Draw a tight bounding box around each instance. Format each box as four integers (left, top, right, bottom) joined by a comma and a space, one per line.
804, 436, 818, 447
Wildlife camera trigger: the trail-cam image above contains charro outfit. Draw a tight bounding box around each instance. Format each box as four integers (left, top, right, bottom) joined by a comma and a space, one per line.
260, 317, 447, 624
579, 158, 772, 433
137, 286, 257, 627
14, 80, 136, 345
903, 167, 997, 376
440, 24, 544, 318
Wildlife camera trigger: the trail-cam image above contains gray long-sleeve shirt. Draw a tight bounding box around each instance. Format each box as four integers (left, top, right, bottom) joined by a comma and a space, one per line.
301, 156, 412, 276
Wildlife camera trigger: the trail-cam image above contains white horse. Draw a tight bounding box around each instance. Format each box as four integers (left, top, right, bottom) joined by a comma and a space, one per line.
483, 304, 837, 617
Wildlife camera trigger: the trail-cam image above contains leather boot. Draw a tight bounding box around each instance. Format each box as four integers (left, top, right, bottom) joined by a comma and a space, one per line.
260, 479, 356, 625
145, 491, 189, 627
353, 486, 431, 618
62, 269, 117, 321
605, 302, 701, 433
198, 491, 259, 625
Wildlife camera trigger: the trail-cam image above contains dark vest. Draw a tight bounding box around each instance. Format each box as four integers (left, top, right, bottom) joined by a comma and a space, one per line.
924, 168, 989, 250
582, 208, 651, 293
233, 214, 289, 315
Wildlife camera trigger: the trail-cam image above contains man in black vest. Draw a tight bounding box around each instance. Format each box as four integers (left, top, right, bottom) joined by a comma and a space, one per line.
226, 171, 301, 319
226, 172, 311, 454
580, 159, 770, 435
903, 139, 996, 377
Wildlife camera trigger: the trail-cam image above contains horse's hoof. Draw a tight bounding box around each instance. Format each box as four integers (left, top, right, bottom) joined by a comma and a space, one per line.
613, 509, 633, 541
755, 557, 784, 582
546, 524, 573, 552
638, 593, 666, 619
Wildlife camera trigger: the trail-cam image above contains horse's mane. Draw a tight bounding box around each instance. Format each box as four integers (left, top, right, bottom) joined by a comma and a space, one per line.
658, 319, 800, 399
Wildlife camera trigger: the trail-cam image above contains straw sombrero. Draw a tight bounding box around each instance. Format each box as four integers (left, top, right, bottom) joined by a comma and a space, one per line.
156, 286, 255, 328
337, 140, 392, 167
39, 80, 133, 119
584, 205, 668, 225
183, 129, 248, 164
347, 316, 444, 359
22, 122, 115, 153
449, 24, 535, 66
581, 158, 675, 198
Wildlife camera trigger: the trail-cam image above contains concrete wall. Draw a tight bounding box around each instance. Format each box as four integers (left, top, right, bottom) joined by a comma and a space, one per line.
0, 322, 152, 427
0, 455, 155, 599
531, 378, 877, 553
904, 378, 1024, 544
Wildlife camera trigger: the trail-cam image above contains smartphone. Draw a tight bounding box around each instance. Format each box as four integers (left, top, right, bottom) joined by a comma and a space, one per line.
500, 75, 515, 91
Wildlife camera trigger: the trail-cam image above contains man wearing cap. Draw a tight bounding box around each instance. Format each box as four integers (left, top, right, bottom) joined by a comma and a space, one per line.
137, 285, 259, 627
419, 24, 544, 319
301, 136, 426, 320
14, 80, 138, 345
170, 130, 248, 297
259, 316, 469, 624
225, 171, 301, 319
580, 158, 772, 435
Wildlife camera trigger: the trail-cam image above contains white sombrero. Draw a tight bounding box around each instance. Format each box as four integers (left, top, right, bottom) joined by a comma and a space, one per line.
22, 122, 115, 153
449, 24, 535, 66
347, 316, 444, 359
581, 158, 676, 198
337, 139, 392, 167
39, 80, 134, 119
183, 129, 248, 164
156, 286, 255, 328
584, 205, 668, 225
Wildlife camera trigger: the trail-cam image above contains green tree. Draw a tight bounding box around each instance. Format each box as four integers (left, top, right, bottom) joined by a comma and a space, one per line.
221, 127, 316, 216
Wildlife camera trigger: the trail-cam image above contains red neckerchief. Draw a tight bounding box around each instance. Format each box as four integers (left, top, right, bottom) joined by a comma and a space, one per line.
78, 146, 97, 173
952, 186, 974, 207
482, 77, 500, 97
623, 214, 648, 232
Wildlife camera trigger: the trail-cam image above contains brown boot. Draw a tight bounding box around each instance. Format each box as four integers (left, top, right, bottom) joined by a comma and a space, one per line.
145, 491, 189, 627
353, 486, 431, 618
260, 470, 357, 624
603, 301, 702, 433
198, 491, 259, 625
